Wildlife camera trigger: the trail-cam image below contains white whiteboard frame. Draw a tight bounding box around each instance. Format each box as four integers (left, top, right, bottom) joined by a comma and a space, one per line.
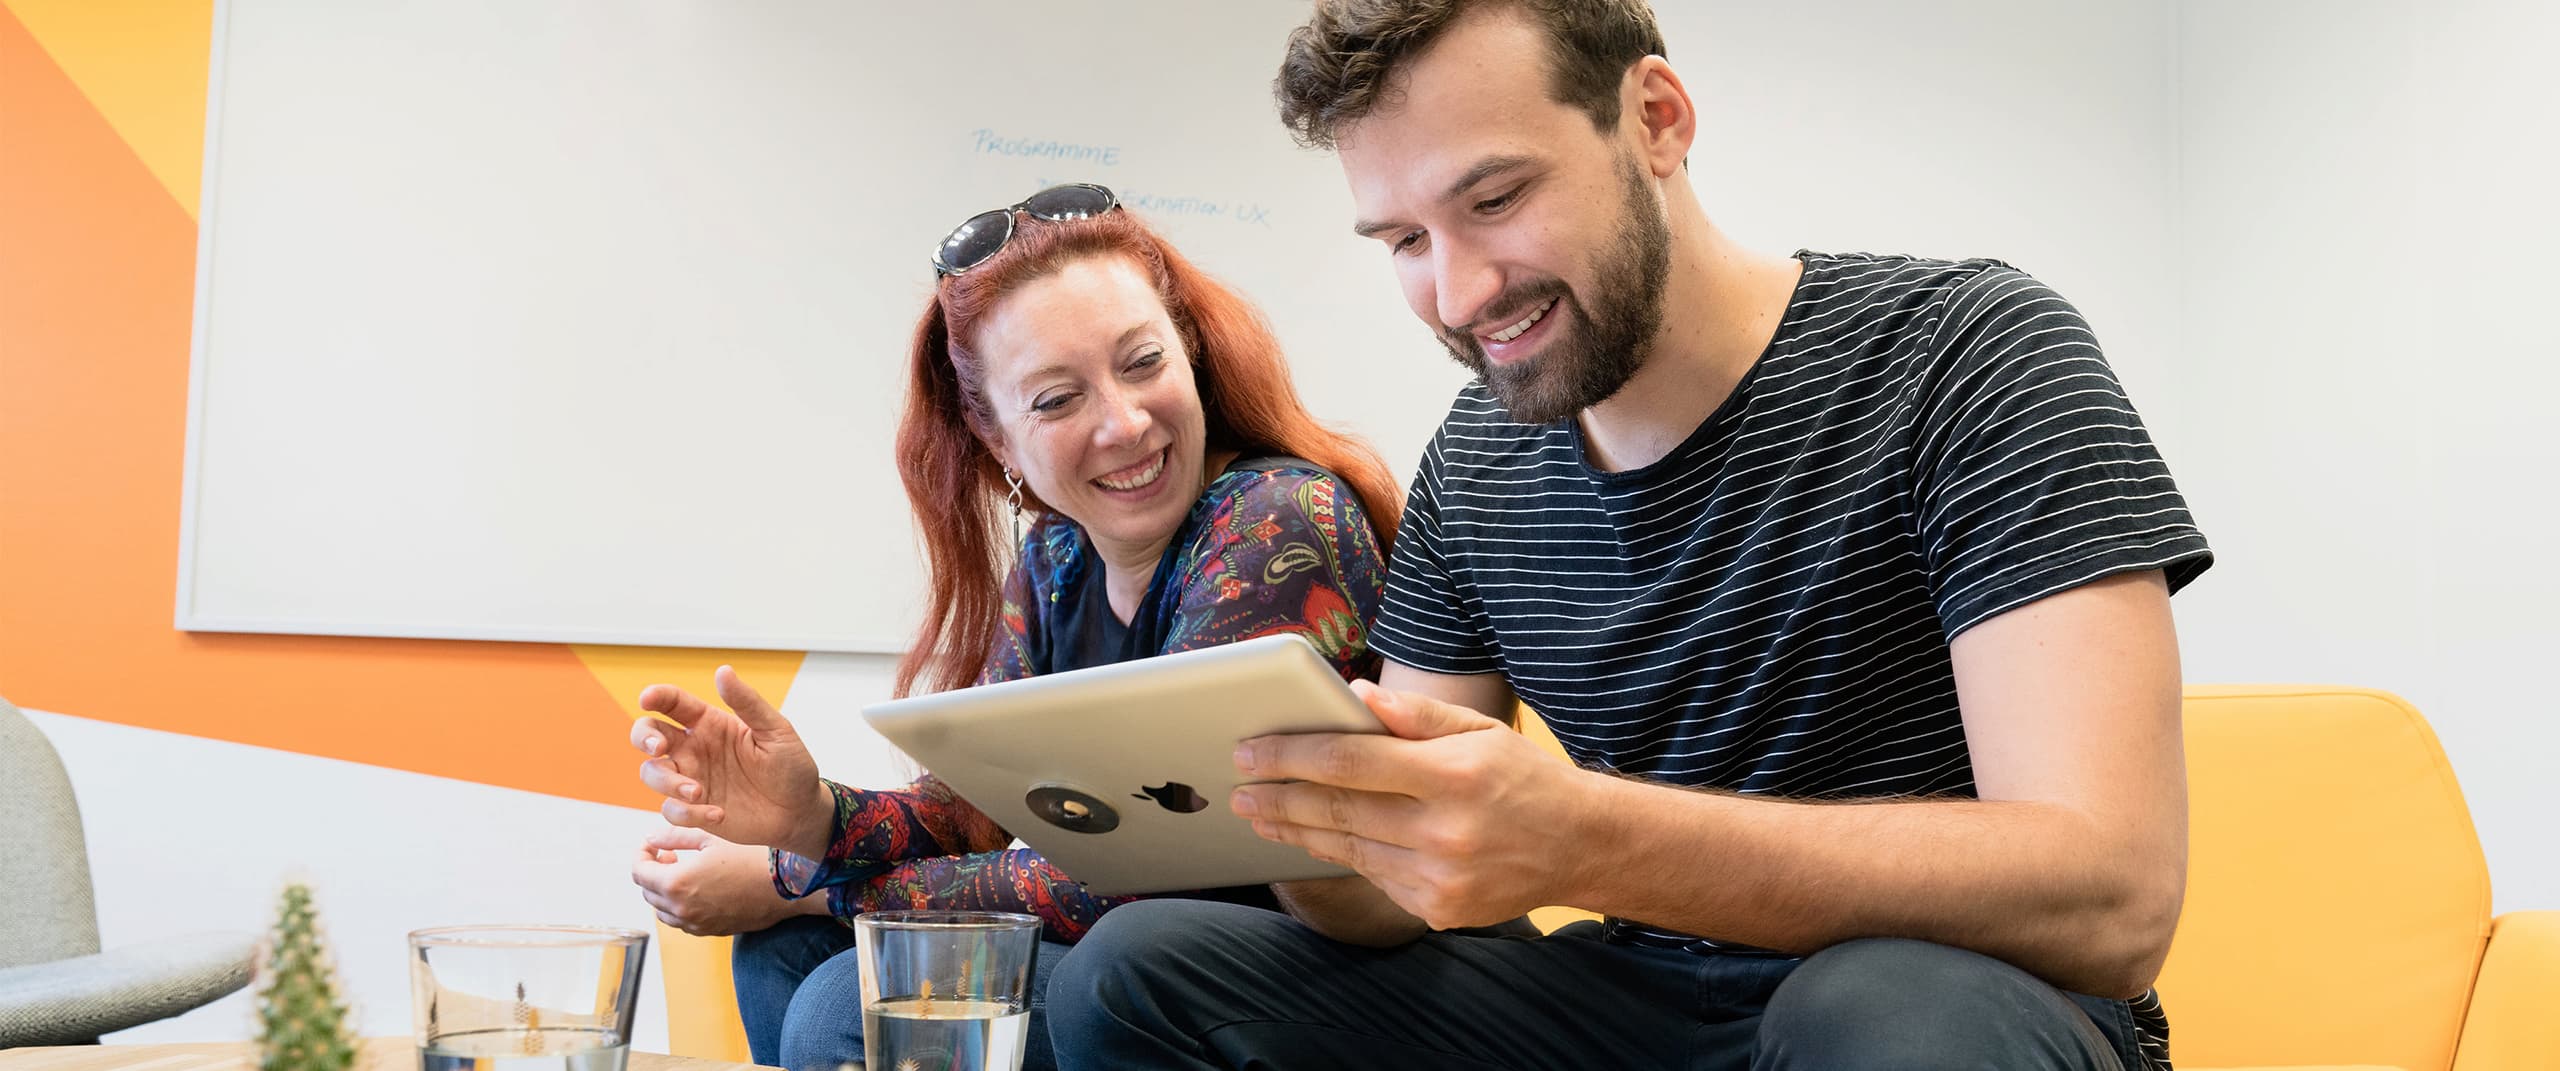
170, 0, 935, 653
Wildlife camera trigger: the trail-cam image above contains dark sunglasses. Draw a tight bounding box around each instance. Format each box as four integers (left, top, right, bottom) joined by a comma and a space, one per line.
930, 183, 1121, 277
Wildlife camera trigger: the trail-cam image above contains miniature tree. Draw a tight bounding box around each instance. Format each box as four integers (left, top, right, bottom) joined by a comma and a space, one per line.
253, 884, 360, 1071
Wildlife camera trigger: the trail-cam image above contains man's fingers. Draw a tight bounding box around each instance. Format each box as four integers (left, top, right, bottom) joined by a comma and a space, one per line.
1352, 680, 1501, 740
1230, 782, 1421, 844
1248, 824, 1466, 931
1249, 819, 1417, 879
1235, 732, 1431, 794
715, 665, 792, 733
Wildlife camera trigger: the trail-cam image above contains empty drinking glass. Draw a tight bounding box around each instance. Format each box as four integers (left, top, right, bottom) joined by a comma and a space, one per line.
408, 925, 648, 1071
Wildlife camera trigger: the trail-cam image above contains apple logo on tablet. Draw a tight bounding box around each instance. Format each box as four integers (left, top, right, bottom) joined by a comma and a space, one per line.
1134, 781, 1209, 814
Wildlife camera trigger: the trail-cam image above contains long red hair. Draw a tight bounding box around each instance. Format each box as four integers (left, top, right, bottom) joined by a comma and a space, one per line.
894, 208, 1404, 697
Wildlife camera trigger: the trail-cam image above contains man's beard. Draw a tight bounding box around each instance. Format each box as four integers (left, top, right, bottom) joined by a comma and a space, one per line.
1436, 154, 1672, 425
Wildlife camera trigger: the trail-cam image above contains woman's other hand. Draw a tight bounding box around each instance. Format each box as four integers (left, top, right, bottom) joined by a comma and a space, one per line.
630, 825, 827, 936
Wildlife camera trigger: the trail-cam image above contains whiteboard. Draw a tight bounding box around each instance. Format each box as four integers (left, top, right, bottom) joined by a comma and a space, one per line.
177, 0, 1465, 652
178, 0, 2183, 654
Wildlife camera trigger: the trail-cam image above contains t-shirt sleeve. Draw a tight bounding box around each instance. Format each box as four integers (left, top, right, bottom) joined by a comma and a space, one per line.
1158, 468, 1387, 679
1365, 428, 1504, 674
1913, 267, 2213, 638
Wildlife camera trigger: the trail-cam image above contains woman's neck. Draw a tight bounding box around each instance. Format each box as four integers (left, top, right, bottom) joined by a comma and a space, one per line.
1092, 448, 1240, 624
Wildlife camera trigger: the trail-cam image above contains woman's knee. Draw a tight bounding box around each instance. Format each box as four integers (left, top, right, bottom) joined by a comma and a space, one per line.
732, 916, 854, 989
730, 918, 858, 1066
773, 946, 870, 1071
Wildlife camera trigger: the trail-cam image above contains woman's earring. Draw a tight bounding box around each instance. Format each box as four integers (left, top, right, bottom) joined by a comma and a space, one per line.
1003, 468, 1025, 543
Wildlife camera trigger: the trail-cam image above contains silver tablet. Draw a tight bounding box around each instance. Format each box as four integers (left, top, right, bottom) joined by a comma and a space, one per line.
860, 634, 1384, 896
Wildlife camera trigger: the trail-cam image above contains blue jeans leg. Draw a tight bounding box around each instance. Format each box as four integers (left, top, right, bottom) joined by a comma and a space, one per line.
731, 917, 858, 1068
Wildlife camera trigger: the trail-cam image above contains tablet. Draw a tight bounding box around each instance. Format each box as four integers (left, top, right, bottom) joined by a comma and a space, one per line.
859, 633, 1384, 896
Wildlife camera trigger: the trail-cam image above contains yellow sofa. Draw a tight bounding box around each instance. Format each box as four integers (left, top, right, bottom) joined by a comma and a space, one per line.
2157, 686, 2557, 1071
657, 687, 2560, 1069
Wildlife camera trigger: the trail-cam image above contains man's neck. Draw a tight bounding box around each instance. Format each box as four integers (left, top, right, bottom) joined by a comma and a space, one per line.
1576, 221, 1801, 474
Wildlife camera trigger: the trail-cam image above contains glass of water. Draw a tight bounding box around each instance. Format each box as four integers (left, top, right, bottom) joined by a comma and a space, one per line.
408, 925, 648, 1071
855, 911, 1042, 1071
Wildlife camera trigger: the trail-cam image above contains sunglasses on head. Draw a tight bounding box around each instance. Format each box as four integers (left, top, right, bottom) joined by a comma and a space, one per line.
930, 183, 1121, 277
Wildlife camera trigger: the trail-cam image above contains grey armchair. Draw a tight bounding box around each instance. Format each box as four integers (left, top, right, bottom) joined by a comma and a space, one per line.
1, 695, 255, 1046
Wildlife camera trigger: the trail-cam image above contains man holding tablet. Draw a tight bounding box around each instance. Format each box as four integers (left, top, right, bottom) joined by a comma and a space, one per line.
1045, 2, 2211, 1069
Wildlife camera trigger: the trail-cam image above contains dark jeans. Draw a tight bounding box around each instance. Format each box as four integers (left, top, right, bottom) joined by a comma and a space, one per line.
1045, 899, 2143, 1070
731, 915, 1074, 1071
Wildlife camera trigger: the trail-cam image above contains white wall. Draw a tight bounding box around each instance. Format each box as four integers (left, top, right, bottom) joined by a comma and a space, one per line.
1677, 1, 2185, 442
2171, 0, 2560, 912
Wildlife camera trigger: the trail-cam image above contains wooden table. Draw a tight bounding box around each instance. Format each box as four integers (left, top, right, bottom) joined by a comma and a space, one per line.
0, 1038, 772, 1071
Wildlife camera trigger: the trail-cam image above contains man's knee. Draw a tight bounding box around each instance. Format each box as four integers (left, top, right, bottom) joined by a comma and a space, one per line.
1757, 938, 2119, 1071
1048, 899, 1307, 1051
1052, 900, 1261, 1007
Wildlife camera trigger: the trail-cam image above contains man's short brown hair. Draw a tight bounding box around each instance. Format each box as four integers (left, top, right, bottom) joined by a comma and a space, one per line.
1275, 0, 1668, 150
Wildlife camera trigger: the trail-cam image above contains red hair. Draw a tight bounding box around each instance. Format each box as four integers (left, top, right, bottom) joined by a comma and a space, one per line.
894, 208, 1404, 697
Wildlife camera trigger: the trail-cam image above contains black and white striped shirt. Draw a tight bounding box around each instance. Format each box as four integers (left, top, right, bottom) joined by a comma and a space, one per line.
1369, 252, 2209, 1068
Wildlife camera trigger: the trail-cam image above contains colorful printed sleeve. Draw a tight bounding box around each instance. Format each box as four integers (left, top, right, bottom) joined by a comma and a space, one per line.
1164, 468, 1389, 679
819, 848, 1133, 943
772, 776, 1013, 899
770, 526, 1063, 899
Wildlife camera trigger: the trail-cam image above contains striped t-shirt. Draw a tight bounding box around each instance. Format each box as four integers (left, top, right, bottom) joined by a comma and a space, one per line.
1368, 252, 2210, 1069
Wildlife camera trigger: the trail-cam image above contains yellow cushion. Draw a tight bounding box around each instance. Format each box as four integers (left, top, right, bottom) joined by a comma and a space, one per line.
2450, 910, 2560, 1070
1517, 707, 1605, 933
2155, 687, 2491, 1071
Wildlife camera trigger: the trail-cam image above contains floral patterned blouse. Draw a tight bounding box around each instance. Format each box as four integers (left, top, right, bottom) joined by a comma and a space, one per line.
773, 457, 1388, 942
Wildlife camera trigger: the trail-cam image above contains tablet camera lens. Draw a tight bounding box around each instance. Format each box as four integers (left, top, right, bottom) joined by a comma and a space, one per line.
1027, 783, 1121, 834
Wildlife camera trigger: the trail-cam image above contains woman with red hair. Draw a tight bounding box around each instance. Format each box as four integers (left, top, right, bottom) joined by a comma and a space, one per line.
626, 185, 1403, 1070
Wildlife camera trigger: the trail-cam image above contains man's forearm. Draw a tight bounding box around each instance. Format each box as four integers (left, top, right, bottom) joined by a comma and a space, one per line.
1570, 771, 2184, 998
1271, 875, 1429, 947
